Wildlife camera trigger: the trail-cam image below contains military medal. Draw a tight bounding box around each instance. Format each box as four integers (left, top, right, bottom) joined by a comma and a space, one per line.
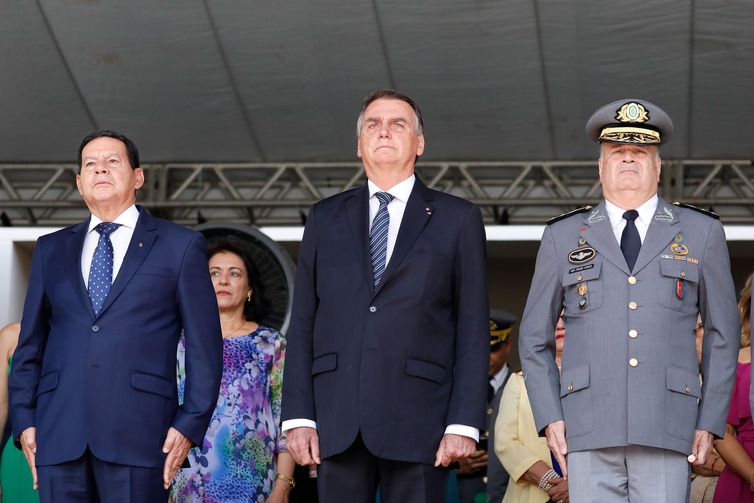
578, 297, 588, 309
676, 279, 685, 299
577, 283, 588, 296
671, 243, 689, 255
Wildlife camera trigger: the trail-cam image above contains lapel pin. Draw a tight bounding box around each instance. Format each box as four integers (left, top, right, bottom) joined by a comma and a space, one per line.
138, 242, 144, 248
424, 207, 433, 215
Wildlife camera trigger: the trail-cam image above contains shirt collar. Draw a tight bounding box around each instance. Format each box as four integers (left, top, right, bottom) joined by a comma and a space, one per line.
367, 174, 416, 203
87, 204, 139, 233
605, 194, 658, 229
490, 363, 509, 390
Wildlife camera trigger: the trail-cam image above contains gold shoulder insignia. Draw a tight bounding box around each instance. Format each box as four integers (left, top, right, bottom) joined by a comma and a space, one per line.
546, 206, 593, 225
672, 202, 719, 220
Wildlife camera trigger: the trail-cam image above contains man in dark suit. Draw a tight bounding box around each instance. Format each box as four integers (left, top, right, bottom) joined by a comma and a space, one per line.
456, 309, 515, 503
9, 130, 223, 502
281, 89, 490, 502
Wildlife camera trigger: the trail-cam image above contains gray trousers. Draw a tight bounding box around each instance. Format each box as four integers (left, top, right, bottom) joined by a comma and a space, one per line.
568, 445, 690, 503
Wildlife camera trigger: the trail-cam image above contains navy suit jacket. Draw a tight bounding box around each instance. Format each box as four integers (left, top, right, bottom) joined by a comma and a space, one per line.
9, 208, 223, 468
282, 178, 490, 464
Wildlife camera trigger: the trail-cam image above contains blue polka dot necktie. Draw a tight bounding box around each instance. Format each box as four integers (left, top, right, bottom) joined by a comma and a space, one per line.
621, 209, 641, 271
87, 222, 122, 315
369, 192, 394, 287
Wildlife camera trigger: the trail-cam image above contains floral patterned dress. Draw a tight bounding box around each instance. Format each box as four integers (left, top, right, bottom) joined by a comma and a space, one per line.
171, 326, 287, 503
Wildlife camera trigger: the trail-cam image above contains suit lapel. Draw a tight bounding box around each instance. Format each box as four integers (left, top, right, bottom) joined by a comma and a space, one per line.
580, 202, 632, 276
631, 197, 679, 274
345, 185, 373, 292
373, 178, 434, 298
66, 218, 94, 317
96, 208, 157, 319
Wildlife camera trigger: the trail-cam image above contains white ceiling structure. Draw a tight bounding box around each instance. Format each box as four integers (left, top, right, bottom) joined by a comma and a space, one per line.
2, 0, 754, 164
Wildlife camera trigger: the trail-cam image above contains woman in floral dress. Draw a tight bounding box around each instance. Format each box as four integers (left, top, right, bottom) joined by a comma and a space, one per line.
171, 240, 294, 502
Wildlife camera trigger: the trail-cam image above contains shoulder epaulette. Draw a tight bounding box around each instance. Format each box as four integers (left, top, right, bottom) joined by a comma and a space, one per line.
546, 206, 592, 225
672, 202, 720, 220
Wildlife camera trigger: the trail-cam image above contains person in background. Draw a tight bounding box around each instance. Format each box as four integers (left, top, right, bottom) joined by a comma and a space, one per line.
456, 309, 516, 503
713, 274, 754, 502
171, 240, 295, 503
0, 322, 38, 503
689, 315, 725, 503
495, 315, 568, 503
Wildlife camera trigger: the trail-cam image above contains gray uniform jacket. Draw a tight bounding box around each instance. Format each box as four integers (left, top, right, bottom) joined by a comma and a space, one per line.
519, 197, 739, 455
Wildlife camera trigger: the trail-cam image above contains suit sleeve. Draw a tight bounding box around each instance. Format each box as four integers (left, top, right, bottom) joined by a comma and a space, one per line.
281, 206, 319, 423
171, 232, 223, 445
445, 205, 489, 430
697, 220, 739, 437
9, 238, 51, 440
518, 225, 564, 434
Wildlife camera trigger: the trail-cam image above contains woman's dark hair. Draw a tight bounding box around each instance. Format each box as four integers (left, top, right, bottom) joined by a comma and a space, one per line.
207, 239, 268, 323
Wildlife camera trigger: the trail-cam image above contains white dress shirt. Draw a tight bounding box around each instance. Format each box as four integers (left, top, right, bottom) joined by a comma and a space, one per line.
81, 205, 139, 288
604, 194, 658, 245
283, 174, 479, 442
490, 363, 509, 396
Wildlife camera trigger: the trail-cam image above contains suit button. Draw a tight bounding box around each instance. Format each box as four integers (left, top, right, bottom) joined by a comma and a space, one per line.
629, 329, 638, 338
628, 276, 637, 285
629, 358, 638, 367
91, 325, 100, 333
628, 301, 638, 310
368, 306, 377, 313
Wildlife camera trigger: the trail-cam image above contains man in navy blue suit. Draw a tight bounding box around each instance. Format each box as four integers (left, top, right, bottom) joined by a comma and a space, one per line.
281, 89, 490, 502
9, 130, 223, 502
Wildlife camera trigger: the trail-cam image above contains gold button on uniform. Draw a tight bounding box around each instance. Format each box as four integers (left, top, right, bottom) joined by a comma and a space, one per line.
628, 301, 638, 310
628, 276, 637, 285
567, 383, 574, 392
684, 385, 691, 394
576, 275, 583, 282
629, 329, 638, 338
629, 358, 639, 367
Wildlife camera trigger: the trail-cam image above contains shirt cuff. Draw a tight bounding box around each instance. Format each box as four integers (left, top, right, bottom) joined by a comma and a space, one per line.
444, 424, 479, 442
281, 419, 318, 433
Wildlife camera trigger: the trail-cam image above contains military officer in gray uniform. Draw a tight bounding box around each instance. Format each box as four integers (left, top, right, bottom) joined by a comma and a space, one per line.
519, 99, 740, 502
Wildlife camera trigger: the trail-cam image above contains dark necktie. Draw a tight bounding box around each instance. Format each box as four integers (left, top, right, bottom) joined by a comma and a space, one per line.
620, 209, 641, 271
87, 222, 122, 315
369, 192, 394, 287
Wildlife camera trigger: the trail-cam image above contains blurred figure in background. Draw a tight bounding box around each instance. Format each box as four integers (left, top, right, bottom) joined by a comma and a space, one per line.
0, 322, 38, 503
171, 240, 295, 503
495, 316, 568, 503
713, 274, 754, 503
456, 309, 516, 503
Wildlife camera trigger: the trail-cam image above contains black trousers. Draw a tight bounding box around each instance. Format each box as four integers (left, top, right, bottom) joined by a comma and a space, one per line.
317, 434, 449, 503
37, 448, 167, 503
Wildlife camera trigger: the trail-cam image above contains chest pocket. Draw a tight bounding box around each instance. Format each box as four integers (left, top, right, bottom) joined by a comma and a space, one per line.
658, 259, 699, 313
562, 260, 603, 315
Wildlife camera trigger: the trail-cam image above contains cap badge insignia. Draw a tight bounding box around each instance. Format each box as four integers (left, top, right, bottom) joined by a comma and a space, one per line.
568, 247, 596, 264
616, 102, 649, 123
671, 243, 689, 256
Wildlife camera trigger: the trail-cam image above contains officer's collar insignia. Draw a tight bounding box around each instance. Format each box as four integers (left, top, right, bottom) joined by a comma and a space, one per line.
654, 206, 674, 223
616, 102, 650, 123
587, 208, 606, 224
568, 247, 596, 264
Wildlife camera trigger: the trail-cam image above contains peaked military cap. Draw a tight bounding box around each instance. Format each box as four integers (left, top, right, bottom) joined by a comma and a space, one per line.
490, 308, 517, 346
586, 99, 673, 145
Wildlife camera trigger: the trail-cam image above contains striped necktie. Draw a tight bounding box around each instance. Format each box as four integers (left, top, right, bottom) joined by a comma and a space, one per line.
369, 192, 394, 287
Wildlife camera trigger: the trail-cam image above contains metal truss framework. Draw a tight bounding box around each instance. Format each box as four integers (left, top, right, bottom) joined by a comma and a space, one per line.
1, 159, 753, 226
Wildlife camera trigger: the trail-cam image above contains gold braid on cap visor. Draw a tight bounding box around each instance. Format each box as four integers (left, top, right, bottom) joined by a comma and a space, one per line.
490, 327, 513, 345
599, 126, 661, 145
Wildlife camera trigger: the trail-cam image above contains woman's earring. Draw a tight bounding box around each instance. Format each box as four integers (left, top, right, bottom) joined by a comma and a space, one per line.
247, 291, 252, 302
